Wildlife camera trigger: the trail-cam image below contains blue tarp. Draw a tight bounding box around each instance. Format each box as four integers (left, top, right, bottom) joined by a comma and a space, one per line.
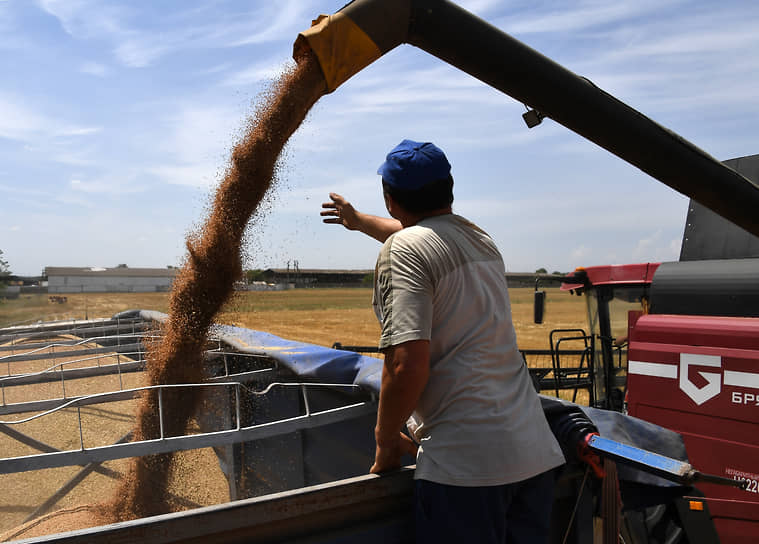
116, 309, 385, 391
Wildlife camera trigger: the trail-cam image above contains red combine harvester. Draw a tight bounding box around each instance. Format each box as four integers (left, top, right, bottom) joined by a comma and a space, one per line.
553, 155, 759, 541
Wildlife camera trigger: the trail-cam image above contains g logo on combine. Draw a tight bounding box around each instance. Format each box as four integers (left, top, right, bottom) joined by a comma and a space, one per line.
680, 353, 721, 405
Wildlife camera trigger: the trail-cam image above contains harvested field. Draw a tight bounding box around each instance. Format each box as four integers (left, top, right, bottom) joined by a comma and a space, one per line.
1, 287, 585, 350
0, 293, 170, 329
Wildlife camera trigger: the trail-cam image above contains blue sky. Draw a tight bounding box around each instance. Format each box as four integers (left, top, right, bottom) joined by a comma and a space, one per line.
1, 0, 758, 276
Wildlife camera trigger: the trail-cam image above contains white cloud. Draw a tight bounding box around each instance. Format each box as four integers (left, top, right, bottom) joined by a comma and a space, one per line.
80, 61, 108, 77
37, 0, 310, 68
150, 163, 219, 189
48, 150, 97, 167
153, 103, 240, 184
220, 58, 294, 88
114, 36, 171, 68
38, 0, 126, 37
341, 65, 498, 112
58, 126, 102, 136
457, 0, 503, 15
196, 62, 235, 77
631, 230, 681, 263
54, 192, 95, 208
594, 15, 759, 63
67, 175, 147, 195
499, 0, 684, 35
548, 7, 759, 113
0, 183, 50, 197
0, 93, 101, 143
0, 94, 48, 141
570, 245, 591, 262
226, 1, 310, 47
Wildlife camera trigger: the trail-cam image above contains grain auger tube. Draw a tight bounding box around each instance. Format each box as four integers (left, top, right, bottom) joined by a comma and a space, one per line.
294, 0, 759, 238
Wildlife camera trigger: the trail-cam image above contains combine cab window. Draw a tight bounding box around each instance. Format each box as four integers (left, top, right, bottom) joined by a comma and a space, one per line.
609, 287, 649, 346
585, 286, 649, 409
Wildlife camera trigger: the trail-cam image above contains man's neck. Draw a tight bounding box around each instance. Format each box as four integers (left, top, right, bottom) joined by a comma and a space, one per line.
399, 207, 452, 228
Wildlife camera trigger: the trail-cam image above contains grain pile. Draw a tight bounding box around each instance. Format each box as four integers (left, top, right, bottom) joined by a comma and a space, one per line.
102, 51, 326, 523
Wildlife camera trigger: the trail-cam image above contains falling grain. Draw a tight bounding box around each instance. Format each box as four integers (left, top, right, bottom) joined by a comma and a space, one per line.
102, 52, 327, 523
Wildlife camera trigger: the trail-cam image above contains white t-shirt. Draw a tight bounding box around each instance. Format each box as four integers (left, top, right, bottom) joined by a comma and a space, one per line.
373, 214, 565, 486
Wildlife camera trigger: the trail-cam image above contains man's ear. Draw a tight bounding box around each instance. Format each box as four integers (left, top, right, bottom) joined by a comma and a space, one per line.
383, 191, 397, 217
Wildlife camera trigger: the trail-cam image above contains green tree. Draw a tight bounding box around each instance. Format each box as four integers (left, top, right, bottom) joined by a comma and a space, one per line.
0, 250, 10, 297
535, 267, 547, 274
245, 269, 266, 283
0, 250, 9, 276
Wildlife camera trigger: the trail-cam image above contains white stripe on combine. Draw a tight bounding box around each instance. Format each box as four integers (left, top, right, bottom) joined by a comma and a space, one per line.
628, 361, 677, 379
724, 370, 759, 390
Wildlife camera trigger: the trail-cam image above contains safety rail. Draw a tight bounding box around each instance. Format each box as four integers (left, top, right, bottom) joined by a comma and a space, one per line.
0, 332, 160, 355
0, 350, 146, 407
0, 381, 375, 474
208, 350, 278, 380
521, 349, 592, 398
550, 329, 594, 404
0, 333, 231, 383
331, 340, 596, 404
0, 316, 57, 330
0, 347, 274, 416
0, 317, 120, 335
0, 317, 147, 345
0, 339, 155, 368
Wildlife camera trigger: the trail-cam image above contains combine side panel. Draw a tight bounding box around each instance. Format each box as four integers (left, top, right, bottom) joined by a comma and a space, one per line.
628, 314, 759, 541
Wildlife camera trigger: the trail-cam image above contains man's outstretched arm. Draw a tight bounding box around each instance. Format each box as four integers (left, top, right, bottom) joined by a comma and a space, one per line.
321, 192, 402, 243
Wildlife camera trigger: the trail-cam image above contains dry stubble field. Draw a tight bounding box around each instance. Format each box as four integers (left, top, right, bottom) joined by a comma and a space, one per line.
1, 287, 586, 350
0, 287, 586, 539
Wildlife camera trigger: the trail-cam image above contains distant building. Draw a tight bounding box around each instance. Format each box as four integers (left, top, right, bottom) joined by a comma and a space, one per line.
254, 269, 563, 289
261, 268, 373, 288
45, 266, 179, 294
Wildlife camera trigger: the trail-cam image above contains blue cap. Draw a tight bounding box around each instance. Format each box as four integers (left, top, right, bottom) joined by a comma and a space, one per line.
377, 139, 451, 190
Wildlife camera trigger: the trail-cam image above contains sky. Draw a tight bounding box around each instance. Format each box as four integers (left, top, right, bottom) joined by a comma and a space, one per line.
1, 0, 758, 277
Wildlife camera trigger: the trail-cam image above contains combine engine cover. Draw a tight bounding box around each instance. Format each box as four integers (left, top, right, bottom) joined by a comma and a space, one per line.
627, 259, 759, 541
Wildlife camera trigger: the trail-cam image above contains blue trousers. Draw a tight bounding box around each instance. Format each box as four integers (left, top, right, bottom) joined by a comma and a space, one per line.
414, 469, 557, 544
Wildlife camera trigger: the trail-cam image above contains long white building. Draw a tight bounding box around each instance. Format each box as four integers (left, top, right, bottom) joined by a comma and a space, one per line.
45, 266, 179, 294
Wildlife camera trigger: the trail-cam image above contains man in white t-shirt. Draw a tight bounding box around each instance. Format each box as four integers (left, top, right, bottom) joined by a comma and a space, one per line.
321, 139, 565, 543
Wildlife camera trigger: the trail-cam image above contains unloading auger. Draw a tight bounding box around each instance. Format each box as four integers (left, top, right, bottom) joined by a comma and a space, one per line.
294, 0, 759, 238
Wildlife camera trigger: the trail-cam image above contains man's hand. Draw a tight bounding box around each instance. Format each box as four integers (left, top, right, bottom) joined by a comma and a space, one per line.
321, 193, 360, 230
320, 192, 403, 243
371, 340, 429, 474
370, 432, 418, 474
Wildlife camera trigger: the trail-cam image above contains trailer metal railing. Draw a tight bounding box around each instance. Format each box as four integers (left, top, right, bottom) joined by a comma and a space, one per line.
332, 339, 599, 404
0, 348, 277, 416
0, 317, 148, 345
0, 381, 375, 474
0, 332, 155, 359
